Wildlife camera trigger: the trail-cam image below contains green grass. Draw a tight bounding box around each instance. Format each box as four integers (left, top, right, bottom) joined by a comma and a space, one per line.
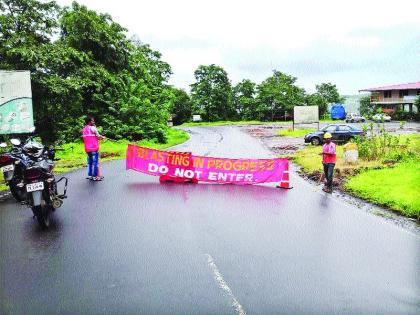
181, 120, 291, 127
277, 128, 316, 138
293, 145, 382, 173
293, 134, 420, 218
54, 128, 189, 173
0, 128, 189, 190
320, 119, 345, 123
345, 160, 420, 218
400, 134, 420, 155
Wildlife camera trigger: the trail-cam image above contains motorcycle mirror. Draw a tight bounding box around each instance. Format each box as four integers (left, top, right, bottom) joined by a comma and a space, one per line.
0, 142, 7, 148
10, 138, 21, 146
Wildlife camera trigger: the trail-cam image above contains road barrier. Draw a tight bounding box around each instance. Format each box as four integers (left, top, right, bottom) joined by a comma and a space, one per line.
276, 162, 293, 189
126, 144, 292, 187
158, 151, 198, 184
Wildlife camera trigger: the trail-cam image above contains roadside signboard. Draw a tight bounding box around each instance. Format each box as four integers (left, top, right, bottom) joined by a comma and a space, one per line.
0, 70, 35, 134
293, 106, 319, 130
192, 114, 202, 122
294, 106, 319, 124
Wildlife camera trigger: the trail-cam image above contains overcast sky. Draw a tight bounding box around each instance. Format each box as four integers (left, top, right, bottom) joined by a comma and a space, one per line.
56, 0, 420, 95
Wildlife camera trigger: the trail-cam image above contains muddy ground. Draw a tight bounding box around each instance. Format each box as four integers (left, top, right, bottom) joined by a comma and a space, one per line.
238, 123, 420, 234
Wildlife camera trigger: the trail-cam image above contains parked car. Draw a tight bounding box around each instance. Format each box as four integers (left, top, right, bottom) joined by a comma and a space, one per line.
372, 113, 391, 122
345, 113, 366, 123
304, 124, 364, 145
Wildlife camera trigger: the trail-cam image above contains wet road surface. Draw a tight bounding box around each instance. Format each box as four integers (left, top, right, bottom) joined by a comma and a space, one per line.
1, 126, 419, 314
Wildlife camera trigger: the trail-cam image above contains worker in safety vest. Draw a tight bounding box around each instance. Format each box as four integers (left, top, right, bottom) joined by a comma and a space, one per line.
82, 116, 105, 181
321, 132, 336, 193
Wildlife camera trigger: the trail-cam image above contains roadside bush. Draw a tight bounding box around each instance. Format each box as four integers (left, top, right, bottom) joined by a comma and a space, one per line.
353, 130, 412, 162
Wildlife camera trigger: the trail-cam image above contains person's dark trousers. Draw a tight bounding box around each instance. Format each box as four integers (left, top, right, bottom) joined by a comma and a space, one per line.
323, 163, 335, 188
87, 151, 99, 177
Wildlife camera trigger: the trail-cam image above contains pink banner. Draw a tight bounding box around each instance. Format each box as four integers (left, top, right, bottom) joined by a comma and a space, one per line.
126, 144, 288, 185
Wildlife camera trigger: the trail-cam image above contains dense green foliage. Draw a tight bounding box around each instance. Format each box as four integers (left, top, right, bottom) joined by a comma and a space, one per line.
189, 67, 345, 122
307, 83, 344, 117
190, 64, 235, 121
257, 71, 306, 121
1, 0, 175, 143
1, 0, 347, 138
169, 88, 192, 125
358, 95, 373, 117
233, 79, 258, 120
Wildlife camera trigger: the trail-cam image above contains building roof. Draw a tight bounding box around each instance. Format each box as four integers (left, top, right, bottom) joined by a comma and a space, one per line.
359, 82, 420, 92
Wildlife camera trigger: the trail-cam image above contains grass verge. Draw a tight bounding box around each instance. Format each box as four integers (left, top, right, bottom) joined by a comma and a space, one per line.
181, 120, 291, 127
0, 128, 189, 191
344, 160, 420, 217
293, 134, 420, 218
277, 128, 316, 138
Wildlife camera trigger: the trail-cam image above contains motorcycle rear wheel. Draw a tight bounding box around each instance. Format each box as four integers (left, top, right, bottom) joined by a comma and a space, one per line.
33, 204, 51, 229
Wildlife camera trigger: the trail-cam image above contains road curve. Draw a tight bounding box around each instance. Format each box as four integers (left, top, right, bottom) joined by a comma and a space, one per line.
0, 126, 419, 314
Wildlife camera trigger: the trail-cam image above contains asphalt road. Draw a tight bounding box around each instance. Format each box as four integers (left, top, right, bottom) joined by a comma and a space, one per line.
1, 126, 419, 314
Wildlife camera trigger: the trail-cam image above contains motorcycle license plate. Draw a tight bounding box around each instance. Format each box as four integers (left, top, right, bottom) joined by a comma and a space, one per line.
27, 182, 44, 192
1, 165, 14, 172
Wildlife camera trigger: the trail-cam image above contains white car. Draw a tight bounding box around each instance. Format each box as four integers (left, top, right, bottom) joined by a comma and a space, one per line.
346, 113, 366, 123
372, 113, 391, 122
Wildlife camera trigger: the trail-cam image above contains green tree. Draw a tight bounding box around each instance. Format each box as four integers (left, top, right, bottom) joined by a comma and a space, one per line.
169, 88, 192, 125
106, 41, 173, 141
0, 0, 59, 69
190, 64, 234, 121
1, 0, 174, 142
359, 95, 373, 117
257, 70, 305, 121
414, 96, 420, 121
312, 82, 345, 117
233, 79, 258, 120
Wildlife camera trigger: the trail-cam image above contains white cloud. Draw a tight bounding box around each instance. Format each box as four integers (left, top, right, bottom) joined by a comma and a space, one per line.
56, 0, 420, 94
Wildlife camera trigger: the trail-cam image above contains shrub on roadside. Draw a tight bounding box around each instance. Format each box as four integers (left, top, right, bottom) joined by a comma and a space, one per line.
352, 129, 413, 162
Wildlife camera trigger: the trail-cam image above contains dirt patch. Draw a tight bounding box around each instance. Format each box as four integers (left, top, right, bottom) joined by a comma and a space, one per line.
239, 124, 305, 155
101, 152, 120, 158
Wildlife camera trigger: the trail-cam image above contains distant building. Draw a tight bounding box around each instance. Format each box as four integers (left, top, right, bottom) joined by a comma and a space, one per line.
359, 82, 420, 114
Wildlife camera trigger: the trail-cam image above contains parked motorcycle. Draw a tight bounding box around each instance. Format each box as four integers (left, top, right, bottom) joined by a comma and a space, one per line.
0, 139, 28, 202
21, 138, 68, 228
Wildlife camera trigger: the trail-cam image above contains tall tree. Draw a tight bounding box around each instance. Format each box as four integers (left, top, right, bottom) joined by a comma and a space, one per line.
190, 64, 234, 121
308, 82, 345, 117
359, 95, 373, 116
257, 70, 306, 121
1, 0, 174, 142
169, 88, 192, 125
0, 0, 59, 70
233, 79, 258, 120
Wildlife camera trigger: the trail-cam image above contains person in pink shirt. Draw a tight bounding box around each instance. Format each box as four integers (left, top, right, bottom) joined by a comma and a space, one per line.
82, 116, 105, 181
321, 132, 336, 193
